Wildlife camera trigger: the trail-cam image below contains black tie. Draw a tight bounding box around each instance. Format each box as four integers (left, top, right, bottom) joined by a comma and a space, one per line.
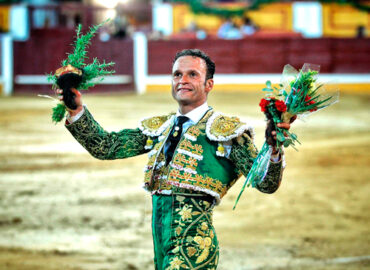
165, 116, 189, 165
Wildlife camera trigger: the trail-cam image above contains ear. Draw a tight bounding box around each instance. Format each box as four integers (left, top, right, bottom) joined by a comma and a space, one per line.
205, 78, 214, 93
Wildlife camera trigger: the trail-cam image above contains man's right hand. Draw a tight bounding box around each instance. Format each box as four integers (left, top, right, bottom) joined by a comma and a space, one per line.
57, 88, 83, 117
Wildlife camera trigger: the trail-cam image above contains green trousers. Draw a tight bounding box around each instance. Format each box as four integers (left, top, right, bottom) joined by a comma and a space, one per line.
152, 194, 219, 270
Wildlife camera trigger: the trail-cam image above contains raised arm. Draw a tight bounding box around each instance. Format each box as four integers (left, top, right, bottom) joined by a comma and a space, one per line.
59, 88, 149, 160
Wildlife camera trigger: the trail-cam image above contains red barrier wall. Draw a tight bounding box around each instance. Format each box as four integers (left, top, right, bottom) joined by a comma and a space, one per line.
13, 33, 369, 94
14, 29, 134, 94
148, 37, 370, 74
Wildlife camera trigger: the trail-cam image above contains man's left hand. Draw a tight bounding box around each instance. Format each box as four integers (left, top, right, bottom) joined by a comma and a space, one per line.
270, 115, 297, 154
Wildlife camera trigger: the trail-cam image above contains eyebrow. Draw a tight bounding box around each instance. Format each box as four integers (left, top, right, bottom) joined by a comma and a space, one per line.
172, 69, 200, 74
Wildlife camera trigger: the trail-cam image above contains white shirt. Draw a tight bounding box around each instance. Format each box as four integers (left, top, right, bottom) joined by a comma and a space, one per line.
176, 102, 210, 132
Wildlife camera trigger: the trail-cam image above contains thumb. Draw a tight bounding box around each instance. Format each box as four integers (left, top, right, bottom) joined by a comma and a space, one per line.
290, 115, 297, 124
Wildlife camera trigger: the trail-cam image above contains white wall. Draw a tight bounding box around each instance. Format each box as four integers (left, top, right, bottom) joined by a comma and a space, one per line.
152, 3, 173, 36
11, 5, 29, 41
293, 2, 322, 38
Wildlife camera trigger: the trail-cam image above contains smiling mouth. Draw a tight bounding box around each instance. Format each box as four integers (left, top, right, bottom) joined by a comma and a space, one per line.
177, 88, 192, 92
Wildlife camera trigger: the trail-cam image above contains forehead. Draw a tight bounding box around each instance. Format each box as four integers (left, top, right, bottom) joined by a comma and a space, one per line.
172, 56, 207, 73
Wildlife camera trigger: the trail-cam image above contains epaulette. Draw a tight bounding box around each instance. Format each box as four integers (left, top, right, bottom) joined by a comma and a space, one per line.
139, 113, 175, 137
206, 112, 254, 142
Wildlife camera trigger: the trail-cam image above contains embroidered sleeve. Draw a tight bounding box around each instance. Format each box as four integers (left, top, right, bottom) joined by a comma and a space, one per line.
229, 133, 283, 194
65, 108, 149, 160
255, 159, 283, 194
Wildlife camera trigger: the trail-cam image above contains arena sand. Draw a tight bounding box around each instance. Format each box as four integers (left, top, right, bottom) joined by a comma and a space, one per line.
0, 91, 369, 270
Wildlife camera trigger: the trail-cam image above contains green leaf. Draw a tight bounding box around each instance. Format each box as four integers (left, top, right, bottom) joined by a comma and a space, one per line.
277, 133, 285, 142
283, 139, 292, 147
262, 88, 273, 92
52, 103, 66, 123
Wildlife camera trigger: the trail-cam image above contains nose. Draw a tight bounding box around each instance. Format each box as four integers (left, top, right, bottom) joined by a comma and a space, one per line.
179, 74, 189, 84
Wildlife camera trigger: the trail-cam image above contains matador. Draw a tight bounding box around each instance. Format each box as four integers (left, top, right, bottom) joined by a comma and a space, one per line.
58, 49, 291, 269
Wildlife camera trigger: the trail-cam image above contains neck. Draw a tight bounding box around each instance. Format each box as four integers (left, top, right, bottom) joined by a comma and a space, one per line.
178, 101, 206, 115
178, 105, 194, 115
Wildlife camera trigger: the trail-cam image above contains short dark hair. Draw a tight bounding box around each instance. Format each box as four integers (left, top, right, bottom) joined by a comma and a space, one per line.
173, 49, 216, 80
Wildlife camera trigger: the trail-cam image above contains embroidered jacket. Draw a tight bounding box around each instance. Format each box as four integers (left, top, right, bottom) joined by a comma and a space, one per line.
66, 108, 283, 204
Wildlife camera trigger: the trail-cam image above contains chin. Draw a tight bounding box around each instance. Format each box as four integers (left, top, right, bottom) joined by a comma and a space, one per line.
177, 99, 191, 105
175, 93, 191, 102
175, 96, 191, 105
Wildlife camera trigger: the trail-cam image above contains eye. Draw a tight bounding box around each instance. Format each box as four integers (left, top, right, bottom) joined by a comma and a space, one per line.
190, 71, 197, 77
173, 72, 181, 78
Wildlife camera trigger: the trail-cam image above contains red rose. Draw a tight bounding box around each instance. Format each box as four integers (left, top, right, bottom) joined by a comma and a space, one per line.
309, 101, 317, 112
306, 96, 317, 112
275, 100, 287, 112
305, 95, 316, 110
259, 98, 270, 112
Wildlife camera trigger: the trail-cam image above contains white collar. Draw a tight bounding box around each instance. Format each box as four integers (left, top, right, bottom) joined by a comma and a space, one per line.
176, 102, 209, 124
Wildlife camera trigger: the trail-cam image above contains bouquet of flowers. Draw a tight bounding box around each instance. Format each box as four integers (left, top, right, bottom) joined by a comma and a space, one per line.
234, 63, 339, 209
43, 20, 115, 123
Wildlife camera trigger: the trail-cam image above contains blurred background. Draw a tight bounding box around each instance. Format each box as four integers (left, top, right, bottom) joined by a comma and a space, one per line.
0, 0, 369, 269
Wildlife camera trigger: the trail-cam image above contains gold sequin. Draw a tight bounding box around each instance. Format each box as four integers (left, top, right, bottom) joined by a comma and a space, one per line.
210, 115, 243, 137
141, 115, 171, 133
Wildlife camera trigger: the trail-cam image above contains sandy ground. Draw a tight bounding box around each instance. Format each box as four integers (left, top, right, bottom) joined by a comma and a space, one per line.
0, 91, 369, 270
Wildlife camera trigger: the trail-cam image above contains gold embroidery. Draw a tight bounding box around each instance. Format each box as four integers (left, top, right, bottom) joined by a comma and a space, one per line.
194, 236, 212, 263
168, 170, 227, 197
210, 115, 243, 137
180, 140, 192, 149
187, 157, 198, 170
186, 126, 200, 138
183, 172, 192, 182
194, 144, 203, 154
175, 226, 182, 235
178, 139, 203, 156
170, 196, 218, 269
213, 181, 224, 193
187, 247, 197, 257
173, 154, 198, 171
178, 205, 193, 221
66, 109, 148, 160
167, 257, 185, 270
247, 142, 258, 158
143, 125, 171, 188
173, 154, 187, 166
170, 169, 181, 180
202, 201, 210, 208
141, 115, 170, 133
201, 222, 208, 230
176, 195, 185, 202
195, 175, 205, 185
